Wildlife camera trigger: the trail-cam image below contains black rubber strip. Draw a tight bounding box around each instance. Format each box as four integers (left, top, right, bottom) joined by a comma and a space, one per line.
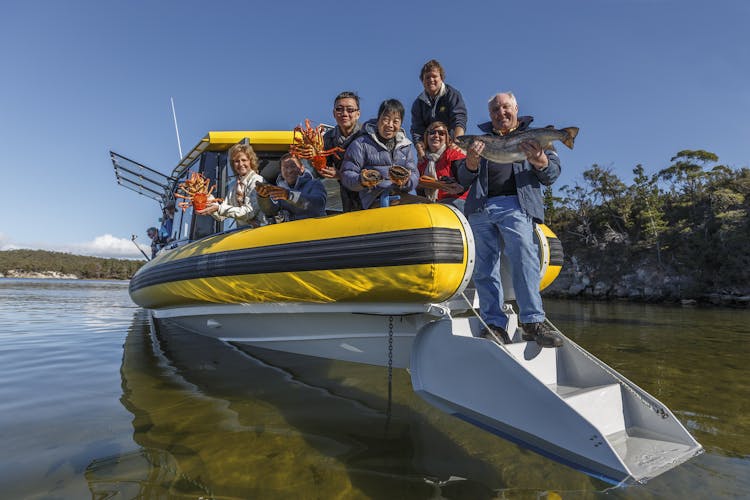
130, 227, 465, 292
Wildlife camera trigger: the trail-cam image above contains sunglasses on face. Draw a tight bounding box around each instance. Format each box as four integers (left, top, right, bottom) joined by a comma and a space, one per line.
334, 106, 359, 114
427, 129, 447, 137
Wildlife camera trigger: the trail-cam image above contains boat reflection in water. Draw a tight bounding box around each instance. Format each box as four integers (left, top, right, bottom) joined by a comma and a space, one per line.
89, 310, 618, 498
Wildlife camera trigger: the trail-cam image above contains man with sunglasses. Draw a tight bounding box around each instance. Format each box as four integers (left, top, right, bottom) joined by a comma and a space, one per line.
315, 91, 364, 212
458, 92, 563, 348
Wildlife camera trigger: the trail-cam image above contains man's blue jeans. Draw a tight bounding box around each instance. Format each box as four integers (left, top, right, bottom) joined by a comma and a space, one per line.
468, 195, 545, 329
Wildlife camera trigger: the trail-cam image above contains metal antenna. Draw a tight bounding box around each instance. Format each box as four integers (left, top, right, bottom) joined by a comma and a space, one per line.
171, 97, 183, 160
131, 234, 150, 261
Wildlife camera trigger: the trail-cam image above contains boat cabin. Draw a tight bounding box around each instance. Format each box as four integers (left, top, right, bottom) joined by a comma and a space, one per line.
112, 130, 339, 247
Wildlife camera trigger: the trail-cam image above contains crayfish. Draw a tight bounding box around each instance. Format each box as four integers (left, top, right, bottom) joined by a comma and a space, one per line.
289, 119, 344, 173
174, 172, 223, 211
388, 165, 411, 187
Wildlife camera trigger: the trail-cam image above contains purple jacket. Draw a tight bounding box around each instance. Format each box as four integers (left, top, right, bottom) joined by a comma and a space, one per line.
340, 120, 418, 209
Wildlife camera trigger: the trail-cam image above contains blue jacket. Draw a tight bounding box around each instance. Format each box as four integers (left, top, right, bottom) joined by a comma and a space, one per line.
457, 116, 561, 223
258, 171, 327, 221
410, 83, 467, 143
340, 120, 418, 209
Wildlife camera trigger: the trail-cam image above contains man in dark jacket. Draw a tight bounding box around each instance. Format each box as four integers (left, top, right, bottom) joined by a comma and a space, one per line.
257, 154, 327, 223
458, 92, 563, 348
411, 60, 467, 160
295, 91, 363, 212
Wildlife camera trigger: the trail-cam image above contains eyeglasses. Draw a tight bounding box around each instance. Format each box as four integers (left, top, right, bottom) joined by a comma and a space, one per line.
427, 129, 447, 137
334, 106, 359, 114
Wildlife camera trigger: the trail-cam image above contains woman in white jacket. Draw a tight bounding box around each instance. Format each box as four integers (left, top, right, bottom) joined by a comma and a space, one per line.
197, 143, 266, 228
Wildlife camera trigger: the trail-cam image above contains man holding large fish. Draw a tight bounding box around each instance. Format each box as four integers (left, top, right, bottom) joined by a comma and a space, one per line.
456, 93, 578, 348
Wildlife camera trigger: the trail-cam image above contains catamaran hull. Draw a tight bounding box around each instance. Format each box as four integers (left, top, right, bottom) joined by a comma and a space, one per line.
151, 302, 446, 368
150, 304, 703, 485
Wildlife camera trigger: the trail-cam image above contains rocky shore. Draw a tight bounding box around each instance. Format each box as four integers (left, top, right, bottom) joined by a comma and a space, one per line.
1, 270, 79, 280
543, 256, 750, 307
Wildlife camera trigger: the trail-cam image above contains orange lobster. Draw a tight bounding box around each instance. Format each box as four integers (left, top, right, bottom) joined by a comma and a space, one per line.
289, 119, 345, 172
174, 172, 223, 211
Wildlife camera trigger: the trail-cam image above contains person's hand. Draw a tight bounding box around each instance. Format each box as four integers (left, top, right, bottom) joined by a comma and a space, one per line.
388, 165, 411, 188
294, 144, 315, 159
318, 165, 339, 179
466, 141, 484, 172
195, 203, 220, 215
263, 185, 289, 201
519, 140, 548, 169
360, 169, 382, 188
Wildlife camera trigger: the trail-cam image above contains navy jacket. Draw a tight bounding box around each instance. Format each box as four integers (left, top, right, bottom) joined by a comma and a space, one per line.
457, 116, 561, 223
340, 120, 418, 209
410, 83, 467, 144
322, 123, 364, 212
258, 171, 327, 221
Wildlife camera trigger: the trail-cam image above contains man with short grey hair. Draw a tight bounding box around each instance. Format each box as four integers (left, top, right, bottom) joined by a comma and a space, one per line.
458, 92, 563, 348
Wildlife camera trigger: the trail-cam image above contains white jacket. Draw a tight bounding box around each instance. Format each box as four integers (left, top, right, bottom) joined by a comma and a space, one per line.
211, 171, 266, 227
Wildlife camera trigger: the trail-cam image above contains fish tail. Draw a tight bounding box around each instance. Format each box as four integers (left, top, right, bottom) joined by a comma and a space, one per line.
561, 127, 579, 149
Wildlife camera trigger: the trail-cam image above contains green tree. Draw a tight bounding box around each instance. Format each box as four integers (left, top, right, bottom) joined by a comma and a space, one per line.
630, 164, 667, 266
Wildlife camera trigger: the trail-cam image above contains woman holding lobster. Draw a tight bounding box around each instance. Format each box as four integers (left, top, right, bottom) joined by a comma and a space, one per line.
196, 143, 266, 228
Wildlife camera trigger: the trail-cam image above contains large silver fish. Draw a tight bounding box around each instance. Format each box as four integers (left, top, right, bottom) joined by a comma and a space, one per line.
454, 126, 579, 164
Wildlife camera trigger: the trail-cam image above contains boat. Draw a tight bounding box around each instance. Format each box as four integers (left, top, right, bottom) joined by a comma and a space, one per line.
111, 130, 702, 485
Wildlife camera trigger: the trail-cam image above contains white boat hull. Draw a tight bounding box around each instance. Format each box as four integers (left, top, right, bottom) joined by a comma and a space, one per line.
152, 302, 450, 368
149, 298, 702, 485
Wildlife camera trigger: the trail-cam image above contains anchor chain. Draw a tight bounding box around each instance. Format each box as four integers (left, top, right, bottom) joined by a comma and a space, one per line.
386, 315, 394, 423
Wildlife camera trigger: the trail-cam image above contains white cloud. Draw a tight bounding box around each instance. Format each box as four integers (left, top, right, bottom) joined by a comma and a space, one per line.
67, 234, 150, 259
1, 234, 150, 260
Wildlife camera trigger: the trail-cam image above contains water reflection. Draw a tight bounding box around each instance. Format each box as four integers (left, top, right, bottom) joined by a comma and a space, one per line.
545, 300, 750, 460
92, 300, 750, 498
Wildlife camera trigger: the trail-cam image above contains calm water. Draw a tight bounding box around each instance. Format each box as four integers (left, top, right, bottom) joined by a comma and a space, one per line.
0, 279, 748, 499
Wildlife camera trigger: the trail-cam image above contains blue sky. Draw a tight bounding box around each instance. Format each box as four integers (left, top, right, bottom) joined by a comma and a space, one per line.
1, 0, 748, 259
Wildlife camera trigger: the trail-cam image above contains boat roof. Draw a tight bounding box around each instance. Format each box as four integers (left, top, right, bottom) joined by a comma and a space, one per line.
172, 130, 294, 179
111, 130, 298, 207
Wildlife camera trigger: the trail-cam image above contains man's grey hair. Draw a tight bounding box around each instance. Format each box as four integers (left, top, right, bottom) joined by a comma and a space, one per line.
488, 92, 517, 107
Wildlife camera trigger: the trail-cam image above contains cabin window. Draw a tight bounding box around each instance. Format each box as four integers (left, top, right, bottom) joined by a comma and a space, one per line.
257, 152, 283, 184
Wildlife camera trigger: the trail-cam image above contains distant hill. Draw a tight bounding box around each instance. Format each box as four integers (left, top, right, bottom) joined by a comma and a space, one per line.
0, 249, 144, 280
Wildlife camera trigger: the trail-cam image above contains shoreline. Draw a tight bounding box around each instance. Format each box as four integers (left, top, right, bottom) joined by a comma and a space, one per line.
1, 270, 79, 280
542, 290, 750, 308
2, 272, 746, 308
0, 271, 129, 281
